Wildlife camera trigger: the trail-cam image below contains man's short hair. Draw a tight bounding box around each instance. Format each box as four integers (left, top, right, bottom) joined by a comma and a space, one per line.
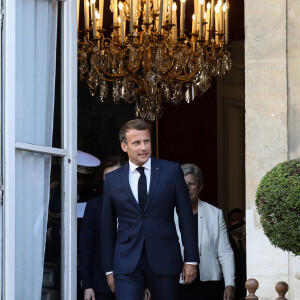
227, 208, 245, 221
95, 155, 127, 188
181, 163, 203, 184
119, 119, 150, 143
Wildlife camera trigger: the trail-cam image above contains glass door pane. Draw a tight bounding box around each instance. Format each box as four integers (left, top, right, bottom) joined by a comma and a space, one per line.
43, 158, 62, 300
15, 151, 52, 299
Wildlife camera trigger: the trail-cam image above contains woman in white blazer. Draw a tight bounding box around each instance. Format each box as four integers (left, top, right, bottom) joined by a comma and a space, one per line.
175, 164, 235, 300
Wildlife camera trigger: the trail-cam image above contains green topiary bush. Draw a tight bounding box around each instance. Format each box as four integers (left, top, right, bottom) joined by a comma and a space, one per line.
256, 159, 300, 256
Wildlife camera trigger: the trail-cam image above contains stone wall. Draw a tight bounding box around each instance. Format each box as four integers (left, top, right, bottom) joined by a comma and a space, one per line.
245, 0, 300, 299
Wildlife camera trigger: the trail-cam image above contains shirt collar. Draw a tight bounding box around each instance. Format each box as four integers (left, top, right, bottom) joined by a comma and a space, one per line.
129, 157, 152, 173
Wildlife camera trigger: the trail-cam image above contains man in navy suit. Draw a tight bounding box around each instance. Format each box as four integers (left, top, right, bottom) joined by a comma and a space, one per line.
80, 195, 115, 300
101, 119, 199, 300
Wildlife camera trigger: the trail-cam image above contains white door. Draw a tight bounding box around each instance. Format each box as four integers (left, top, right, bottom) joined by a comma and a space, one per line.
2, 0, 77, 299
0, 0, 3, 297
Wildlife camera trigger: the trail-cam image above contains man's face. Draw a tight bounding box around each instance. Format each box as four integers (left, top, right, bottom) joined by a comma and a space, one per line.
229, 212, 245, 238
228, 212, 244, 226
121, 129, 151, 166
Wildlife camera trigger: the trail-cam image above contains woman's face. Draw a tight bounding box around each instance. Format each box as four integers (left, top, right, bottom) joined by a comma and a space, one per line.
184, 173, 203, 202
103, 164, 121, 181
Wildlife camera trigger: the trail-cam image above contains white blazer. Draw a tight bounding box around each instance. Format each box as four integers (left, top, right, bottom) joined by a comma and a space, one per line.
175, 199, 235, 287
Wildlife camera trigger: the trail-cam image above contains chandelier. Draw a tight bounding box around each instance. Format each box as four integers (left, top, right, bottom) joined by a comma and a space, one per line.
78, 0, 231, 121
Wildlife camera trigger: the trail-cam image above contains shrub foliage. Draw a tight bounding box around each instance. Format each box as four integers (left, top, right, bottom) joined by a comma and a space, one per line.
256, 159, 300, 256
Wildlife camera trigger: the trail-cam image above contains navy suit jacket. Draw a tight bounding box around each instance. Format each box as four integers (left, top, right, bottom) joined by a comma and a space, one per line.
79, 196, 112, 294
101, 157, 199, 276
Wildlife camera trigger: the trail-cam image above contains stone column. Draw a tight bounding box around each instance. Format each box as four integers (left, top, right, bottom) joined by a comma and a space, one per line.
287, 1, 300, 299
245, 0, 300, 299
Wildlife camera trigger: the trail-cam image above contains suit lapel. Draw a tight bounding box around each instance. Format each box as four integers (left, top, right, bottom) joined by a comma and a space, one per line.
121, 162, 142, 212
145, 157, 160, 211
197, 200, 204, 254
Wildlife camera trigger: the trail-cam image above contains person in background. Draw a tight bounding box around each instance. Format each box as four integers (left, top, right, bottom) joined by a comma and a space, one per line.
77, 150, 101, 204
79, 155, 127, 300
76, 151, 101, 299
175, 163, 235, 300
227, 208, 246, 300
46, 150, 101, 298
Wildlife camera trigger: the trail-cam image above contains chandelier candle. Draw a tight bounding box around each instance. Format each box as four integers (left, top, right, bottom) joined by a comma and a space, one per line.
84, 0, 89, 28
162, 0, 166, 24
192, 14, 196, 33
95, 10, 100, 30
194, 0, 198, 31
113, 0, 118, 24
210, 0, 215, 28
118, 16, 121, 41
203, 11, 206, 37
158, 0, 163, 32
134, 0, 138, 28
180, 0, 186, 37
130, 0, 134, 32
214, 5, 219, 43
169, 0, 173, 24
172, 2, 177, 42
91, 0, 97, 37
222, 3, 225, 33
99, 0, 104, 28
225, 0, 229, 42
119, 2, 125, 42
199, 0, 204, 39
146, 0, 150, 22
205, 2, 210, 40
220, 0, 223, 32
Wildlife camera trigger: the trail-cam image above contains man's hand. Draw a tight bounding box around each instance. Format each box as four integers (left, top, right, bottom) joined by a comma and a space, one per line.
106, 273, 115, 293
84, 288, 95, 300
182, 264, 197, 284
223, 285, 235, 300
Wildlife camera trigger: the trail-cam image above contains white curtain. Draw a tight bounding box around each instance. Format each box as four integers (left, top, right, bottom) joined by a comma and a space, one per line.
15, 0, 58, 299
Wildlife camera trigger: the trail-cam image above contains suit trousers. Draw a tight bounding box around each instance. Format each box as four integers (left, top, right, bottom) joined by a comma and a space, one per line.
114, 245, 180, 300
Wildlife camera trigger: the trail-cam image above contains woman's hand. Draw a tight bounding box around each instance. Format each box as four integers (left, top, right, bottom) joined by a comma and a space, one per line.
223, 285, 235, 300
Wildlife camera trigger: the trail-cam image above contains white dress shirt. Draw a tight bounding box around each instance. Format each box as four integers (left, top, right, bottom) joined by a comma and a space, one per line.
128, 158, 151, 203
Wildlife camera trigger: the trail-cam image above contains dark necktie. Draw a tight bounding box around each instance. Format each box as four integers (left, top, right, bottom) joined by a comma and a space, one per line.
136, 167, 147, 211
238, 239, 246, 259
